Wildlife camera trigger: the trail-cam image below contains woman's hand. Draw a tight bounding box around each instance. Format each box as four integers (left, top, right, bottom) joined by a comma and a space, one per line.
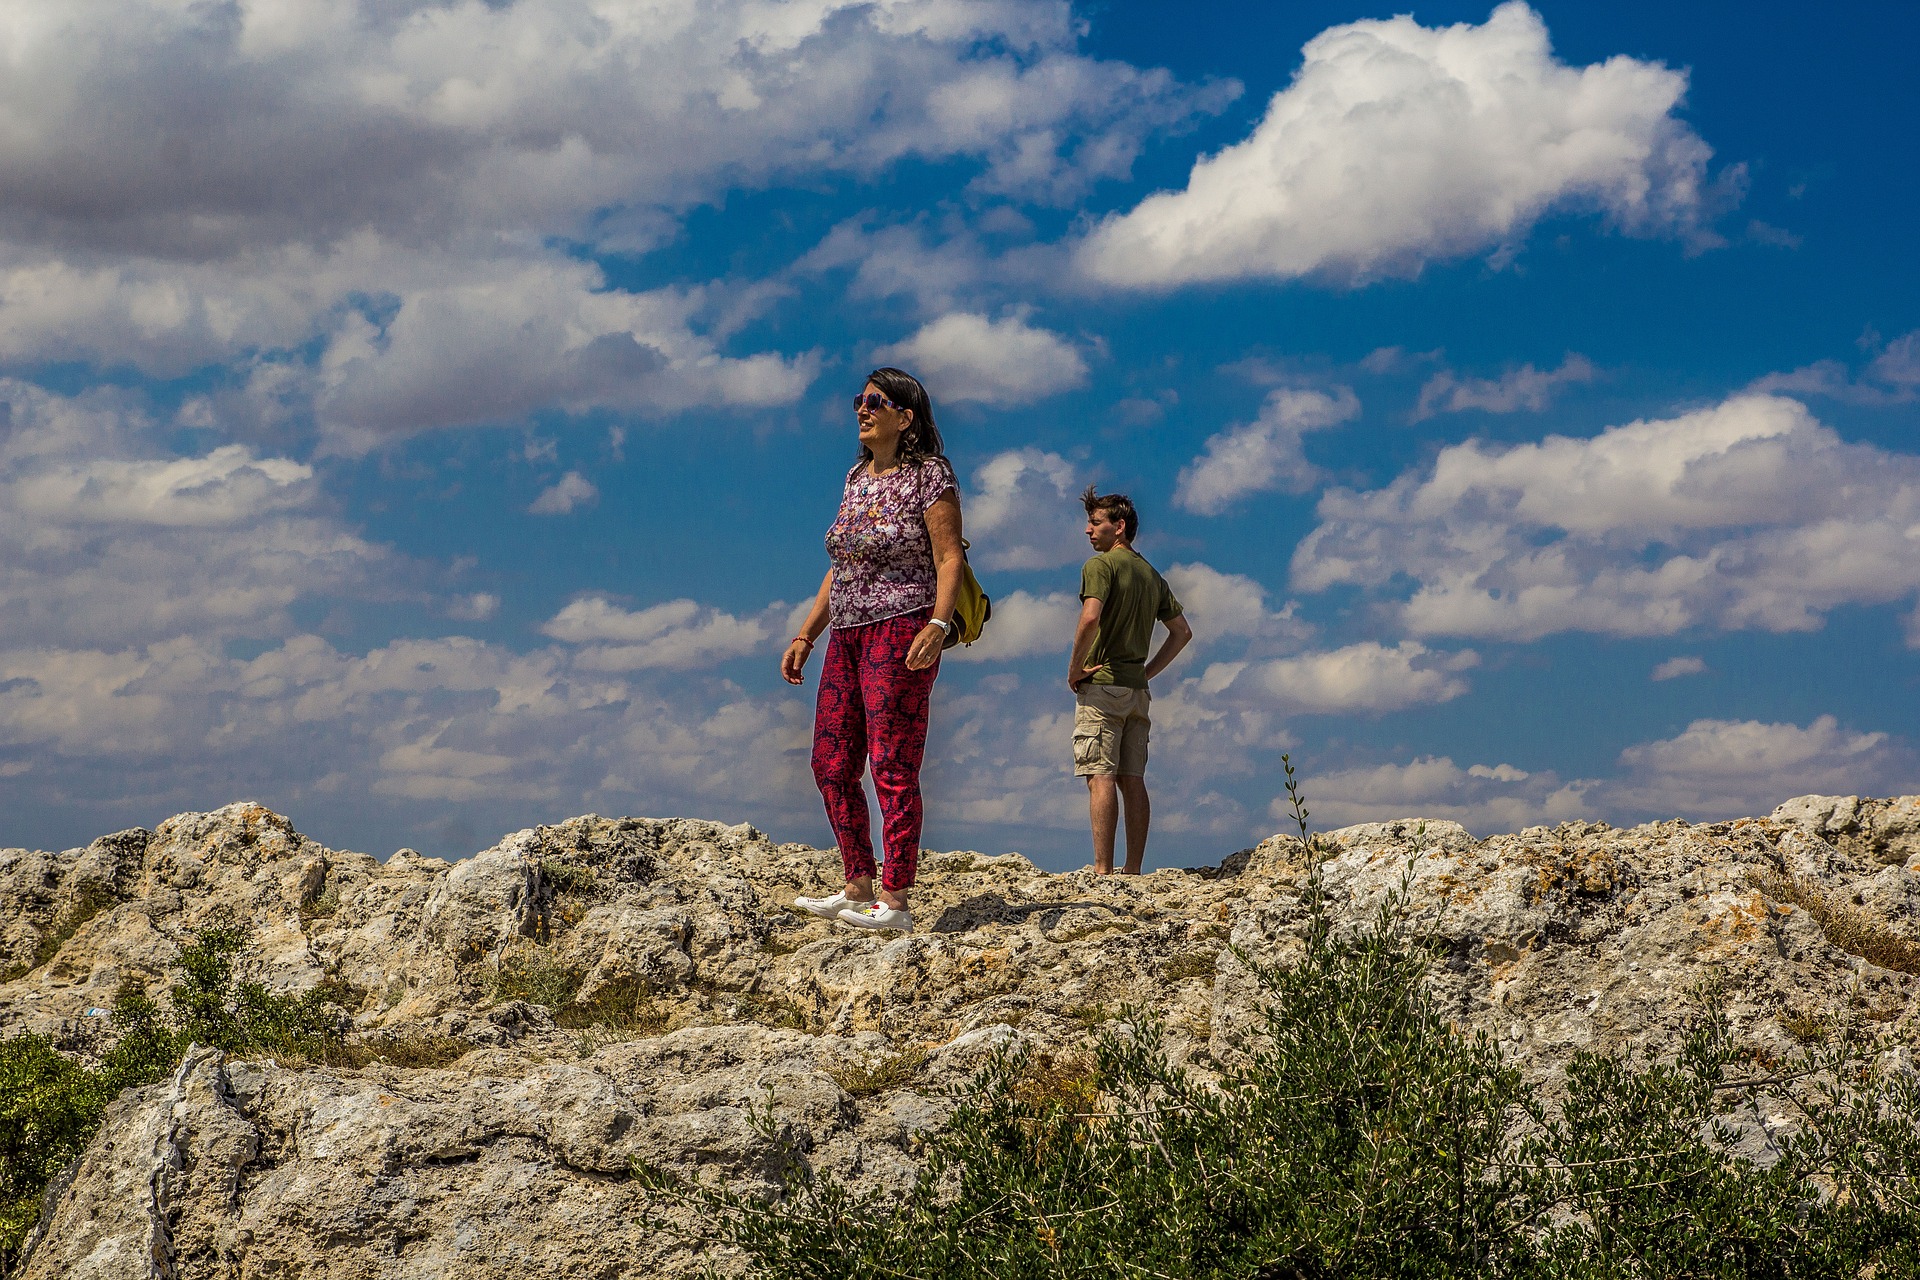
782, 638, 814, 684
786, 573, 832, 684
904, 623, 945, 671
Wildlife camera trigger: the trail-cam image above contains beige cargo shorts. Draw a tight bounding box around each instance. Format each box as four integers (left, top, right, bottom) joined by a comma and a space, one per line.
1072, 684, 1151, 777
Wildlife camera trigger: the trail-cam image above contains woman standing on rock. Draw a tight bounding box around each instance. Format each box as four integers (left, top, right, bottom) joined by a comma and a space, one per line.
781, 368, 962, 935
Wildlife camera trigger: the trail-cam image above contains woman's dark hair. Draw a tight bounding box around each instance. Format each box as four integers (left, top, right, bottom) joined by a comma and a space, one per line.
861, 367, 945, 466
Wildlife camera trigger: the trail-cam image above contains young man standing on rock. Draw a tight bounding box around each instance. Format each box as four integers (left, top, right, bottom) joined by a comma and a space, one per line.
1068, 487, 1192, 874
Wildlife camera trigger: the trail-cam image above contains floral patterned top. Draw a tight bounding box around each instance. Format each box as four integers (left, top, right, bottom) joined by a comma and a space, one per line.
825, 456, 958, 629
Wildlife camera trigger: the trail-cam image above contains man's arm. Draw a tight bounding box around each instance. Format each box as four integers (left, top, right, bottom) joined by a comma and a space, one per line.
1068, 596, 1104, 691
1142, 614, 1192, 683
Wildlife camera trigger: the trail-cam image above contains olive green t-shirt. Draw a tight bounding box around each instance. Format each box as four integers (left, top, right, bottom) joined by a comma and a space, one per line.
1079, 547, 1183, 689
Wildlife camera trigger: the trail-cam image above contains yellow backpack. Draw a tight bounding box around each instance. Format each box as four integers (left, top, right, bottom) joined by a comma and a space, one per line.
945, 539, 991, 649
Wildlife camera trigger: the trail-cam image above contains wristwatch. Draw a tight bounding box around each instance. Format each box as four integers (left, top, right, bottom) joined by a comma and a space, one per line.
928, 616, 954, 637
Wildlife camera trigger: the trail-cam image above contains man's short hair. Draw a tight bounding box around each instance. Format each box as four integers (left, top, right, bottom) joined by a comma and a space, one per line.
1082, 485, 1137, 543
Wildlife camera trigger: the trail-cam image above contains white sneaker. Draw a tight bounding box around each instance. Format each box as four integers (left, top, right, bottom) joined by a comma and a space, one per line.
795, 890, 865, 920
838, 901, 915, 933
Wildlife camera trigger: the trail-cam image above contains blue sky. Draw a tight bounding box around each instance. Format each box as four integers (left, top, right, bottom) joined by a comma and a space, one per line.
1, 0, 1915, 869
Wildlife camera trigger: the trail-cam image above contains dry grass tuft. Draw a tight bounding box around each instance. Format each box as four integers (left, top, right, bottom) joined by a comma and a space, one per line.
1777, 1009, 1830, 1045
758, 931, 812, 957
272, 1032, 474, 1070
561, 976, 669, 1034
488, 946, 669, 1040
830, 1046, 927, 1097
1064, 1003, 1113, 1029
5, 882, 119, 979
729, 990, 813, 1032
1009, 1051, 1100, 1113
488, 943, 585, 1009
560, 975, 671, 1053
1163, 951, 1220, 983
298, 881, 341, 926
352, 1034, 473, 1068
1748, 869, 1920, 975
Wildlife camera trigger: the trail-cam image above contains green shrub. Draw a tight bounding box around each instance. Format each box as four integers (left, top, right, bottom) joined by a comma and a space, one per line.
0, 924, 351, 1261
0, 1035, 111, 1255
642, 755, 1920, 1279
167, 923, 342, 1059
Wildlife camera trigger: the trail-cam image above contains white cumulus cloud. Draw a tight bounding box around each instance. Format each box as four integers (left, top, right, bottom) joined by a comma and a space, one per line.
1650, 656, 1707, 681
0, 626, 816, 830
0, 380, 384, 650
1607, 716, 1908, 819
1412, 354, 1596, 421
963, 449, 1087, 570
1176, 386, 1359, 514
0, 0, 1223, 445
874, 312, 1088, 407
1161, 563, 1313, 651
1283, 754, 1590, 834
1293, 393, 1920, 642
1748, 329, 1920, 406
11, 445, 313, 528
1201, 640, 1477, 714
942, 590, 1080, 664
447, 593, 501, 623
528, 471, 600, 516
541, 597, 772, 670
1078, 2, 1725, 288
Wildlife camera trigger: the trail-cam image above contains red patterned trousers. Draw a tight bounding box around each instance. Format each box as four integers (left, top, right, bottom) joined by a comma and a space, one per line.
811, 611, 939, 893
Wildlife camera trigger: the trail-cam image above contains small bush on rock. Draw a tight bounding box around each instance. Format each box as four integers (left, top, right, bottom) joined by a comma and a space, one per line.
1, 1034, 113, 1255
168, 923, 343, 1060
488, 944, 675, 1045
644, 759, 1920, 1280
0, 924, 349, 1260
539, 860, 599, 900
487, 943, 586, 1010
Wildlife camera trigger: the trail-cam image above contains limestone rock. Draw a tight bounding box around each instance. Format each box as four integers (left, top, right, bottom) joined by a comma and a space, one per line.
1772, 794, 1920, 867
4, 795, 1920, 1276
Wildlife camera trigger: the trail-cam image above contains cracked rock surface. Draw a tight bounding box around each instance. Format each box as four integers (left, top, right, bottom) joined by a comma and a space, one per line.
4, 796, 1920, 1276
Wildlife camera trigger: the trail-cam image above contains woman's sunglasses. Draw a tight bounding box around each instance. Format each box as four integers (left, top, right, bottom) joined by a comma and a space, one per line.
853, 391, 904, 414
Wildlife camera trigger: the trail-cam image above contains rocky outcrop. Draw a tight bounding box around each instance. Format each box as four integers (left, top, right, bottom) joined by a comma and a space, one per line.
4, 797, 1919, 1277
